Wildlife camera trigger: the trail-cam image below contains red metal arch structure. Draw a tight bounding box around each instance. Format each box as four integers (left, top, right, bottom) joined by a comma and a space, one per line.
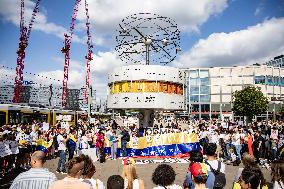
84, 0, 93, 104
61, 0, 94, 108
61, 0, 82, 108
13, 0, 41, 103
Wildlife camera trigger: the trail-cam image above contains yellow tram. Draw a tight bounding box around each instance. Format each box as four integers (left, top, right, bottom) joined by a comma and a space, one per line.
0, 104, 88, 127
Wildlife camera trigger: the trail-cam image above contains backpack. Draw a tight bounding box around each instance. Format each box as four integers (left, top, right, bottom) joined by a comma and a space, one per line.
53, 134, 59, 149
205, 161, 226, 189
125, 132, 130, 142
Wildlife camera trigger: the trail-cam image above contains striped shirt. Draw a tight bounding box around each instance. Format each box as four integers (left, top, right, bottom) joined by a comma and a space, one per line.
9, 168, 57, 189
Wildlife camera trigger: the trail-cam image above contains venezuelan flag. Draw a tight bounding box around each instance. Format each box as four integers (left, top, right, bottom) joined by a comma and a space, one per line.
104, 133, 200, 158
36, 139, 53, 153
67, 134, 77, 147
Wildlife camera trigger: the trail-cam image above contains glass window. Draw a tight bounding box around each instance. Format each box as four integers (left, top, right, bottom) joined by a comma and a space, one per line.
190, 86, 199, 94
190, 70, 198, 78
267, 76, 273, 85
273, 77, 280, 86
190, 78, 199, 86
255, 76, 265, 84
190, 95, 199, 102
201, 104, 210, 112
200, 86, 210, 94
191, 104, 199, 112
281, 77, 284, 86
144, 81, 157, 92
199, 70, 209, 78
200, 95, 210, 102
200, 77, 209, 85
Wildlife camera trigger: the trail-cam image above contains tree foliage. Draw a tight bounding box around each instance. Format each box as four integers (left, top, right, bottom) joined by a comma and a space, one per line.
232, 85, 268, 118
279, 106, 284, 116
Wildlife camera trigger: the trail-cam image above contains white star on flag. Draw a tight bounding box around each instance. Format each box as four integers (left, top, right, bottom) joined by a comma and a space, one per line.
130, 152, 135, 156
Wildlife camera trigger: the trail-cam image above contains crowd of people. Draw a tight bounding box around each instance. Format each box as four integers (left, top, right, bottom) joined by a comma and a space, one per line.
0, 117, 284, 189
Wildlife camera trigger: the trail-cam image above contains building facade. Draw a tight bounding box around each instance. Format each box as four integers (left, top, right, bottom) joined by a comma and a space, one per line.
183, 65, 284, 120
264, 55, 284, 68
0, 85, 94, 111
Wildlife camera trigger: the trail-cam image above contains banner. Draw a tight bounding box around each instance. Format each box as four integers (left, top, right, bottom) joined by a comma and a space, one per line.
104, 132, 200, 158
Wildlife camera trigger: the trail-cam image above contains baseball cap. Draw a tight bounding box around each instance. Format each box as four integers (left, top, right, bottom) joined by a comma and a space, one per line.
189, 162, 208, 177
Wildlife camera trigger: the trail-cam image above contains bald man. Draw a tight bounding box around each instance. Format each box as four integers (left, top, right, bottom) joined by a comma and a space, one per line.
10, 151, 57, 189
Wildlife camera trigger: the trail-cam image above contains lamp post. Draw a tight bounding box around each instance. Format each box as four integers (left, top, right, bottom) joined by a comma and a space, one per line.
144, 37, 152, 65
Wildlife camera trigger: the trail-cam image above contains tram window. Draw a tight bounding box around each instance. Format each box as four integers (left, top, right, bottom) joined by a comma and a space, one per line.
9, 111, 21, 124
0, 112, 6, 126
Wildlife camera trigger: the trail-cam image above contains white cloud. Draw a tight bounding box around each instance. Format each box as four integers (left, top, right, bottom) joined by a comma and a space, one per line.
254, 0, 265, 16
29, 51, 124, 100
0, 0, 229, 47
75, 0, 228, 47
173, 17, 284, 68
90, 51, 125, 76
0, 0, 83, 43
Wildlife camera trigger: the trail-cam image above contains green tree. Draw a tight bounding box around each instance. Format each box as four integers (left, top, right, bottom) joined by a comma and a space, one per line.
232, 85, 269, 122
279, 106, 284, 115
279, 106, 284, 120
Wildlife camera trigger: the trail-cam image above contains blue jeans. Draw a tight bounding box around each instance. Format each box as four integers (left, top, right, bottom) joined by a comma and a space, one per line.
121, 141, 127, 157
68, 145, 76, 160
57, 150, 66, 172
225, 143, 232, 160
111, 142, 118, 159
234, 145, 242, 159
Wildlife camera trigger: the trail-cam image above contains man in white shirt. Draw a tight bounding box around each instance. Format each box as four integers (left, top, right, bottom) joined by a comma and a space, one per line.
56, 129, 69, 174
10, 151, 57, 189
232, 129, 242, 159
30, 129, 38, 152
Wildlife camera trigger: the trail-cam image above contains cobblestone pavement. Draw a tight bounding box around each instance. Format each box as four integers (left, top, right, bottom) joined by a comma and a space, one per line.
1, 157, 272, 189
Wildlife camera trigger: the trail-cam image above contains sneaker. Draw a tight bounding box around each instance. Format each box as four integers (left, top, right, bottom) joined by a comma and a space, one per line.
61, 171, 67, 174
56, 170, 61, 174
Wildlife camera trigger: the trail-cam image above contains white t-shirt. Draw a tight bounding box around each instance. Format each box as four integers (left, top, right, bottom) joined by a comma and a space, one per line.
274, 181, 284, 189
10, 140, 19, 154
30, 131, 38, 145
57, 134, 66, 151
16, 132, 27, 148
209, 133, 218, 144
0, 141, 12, 157
80, 178, 105, 189
79, 136, 89, 149
232, 133, 241, 145
153, 184, 183, 189
124, 179, 140, 189
206, 159, 226, 174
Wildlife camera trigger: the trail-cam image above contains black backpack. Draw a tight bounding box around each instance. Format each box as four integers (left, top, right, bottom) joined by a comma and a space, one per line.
205, 161, 226, 189
53, 134, 59, 149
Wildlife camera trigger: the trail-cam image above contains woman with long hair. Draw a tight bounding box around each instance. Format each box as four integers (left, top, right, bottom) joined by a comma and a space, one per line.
121, 158, 144, 189
233, 153, 268, 189
238, 169, 260, 189
271, 160, 284, 189
81, 155, 105, 189
247, 131, 254, 157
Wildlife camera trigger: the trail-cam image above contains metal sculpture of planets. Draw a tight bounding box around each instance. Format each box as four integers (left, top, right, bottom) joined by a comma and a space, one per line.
115, 13, 181, 65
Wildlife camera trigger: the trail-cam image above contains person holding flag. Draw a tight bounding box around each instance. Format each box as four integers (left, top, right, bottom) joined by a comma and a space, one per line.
67, 129, 77, 160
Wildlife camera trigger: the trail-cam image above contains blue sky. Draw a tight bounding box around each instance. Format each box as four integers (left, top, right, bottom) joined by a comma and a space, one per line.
0, 0, 284, 100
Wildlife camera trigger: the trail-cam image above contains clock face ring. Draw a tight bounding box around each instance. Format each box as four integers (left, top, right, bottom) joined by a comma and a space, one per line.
115, 13, 181, 65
